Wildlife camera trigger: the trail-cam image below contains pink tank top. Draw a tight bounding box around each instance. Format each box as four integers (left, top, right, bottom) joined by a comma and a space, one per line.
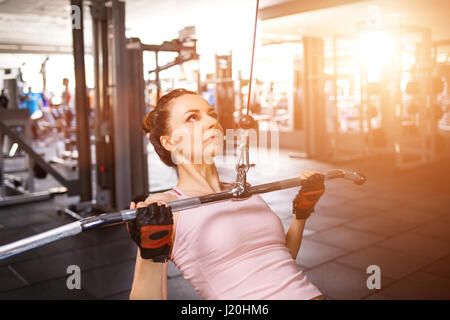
168, 186, 322, 300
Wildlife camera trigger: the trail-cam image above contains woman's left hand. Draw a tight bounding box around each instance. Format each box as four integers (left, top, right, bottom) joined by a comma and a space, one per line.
292, 170, 325, 220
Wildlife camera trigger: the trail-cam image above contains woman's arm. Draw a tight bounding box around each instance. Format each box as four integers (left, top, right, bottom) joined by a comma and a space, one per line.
128, 192, 177, 300
286, 170, 324, 260
162, 260, 168, 299
130, 249, 168, 300
285, 217, 306, 260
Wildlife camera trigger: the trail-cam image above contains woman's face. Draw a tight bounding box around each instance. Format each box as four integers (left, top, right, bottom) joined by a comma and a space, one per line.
162, 94, 224, 165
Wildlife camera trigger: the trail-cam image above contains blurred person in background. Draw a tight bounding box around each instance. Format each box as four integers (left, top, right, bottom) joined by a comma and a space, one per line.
0, 88, 9, 109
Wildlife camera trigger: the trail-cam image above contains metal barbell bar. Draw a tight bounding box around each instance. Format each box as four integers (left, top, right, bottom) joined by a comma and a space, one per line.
0, 169, 366, 260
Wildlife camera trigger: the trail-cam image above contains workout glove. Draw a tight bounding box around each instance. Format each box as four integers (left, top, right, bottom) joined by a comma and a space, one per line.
293, 172, 325, 220
126, 203, 174, 262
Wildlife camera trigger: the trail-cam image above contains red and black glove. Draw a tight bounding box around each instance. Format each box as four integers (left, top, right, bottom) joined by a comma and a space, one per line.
126, 203, 173, 262
293, 172, 325, 220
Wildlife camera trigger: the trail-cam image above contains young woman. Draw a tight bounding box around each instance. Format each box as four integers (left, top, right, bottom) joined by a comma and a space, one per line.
127, 89, 325, 300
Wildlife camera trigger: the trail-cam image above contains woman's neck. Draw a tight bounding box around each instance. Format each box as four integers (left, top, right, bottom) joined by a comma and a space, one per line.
176, 163, 222, 196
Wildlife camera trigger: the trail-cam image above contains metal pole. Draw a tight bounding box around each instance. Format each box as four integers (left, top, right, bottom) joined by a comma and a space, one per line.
0, 221, 83, 260
332, 35, 339, 161
0, 169, 366, 260
109, 0, 132, 210
155, 51, 161, 99
71, 0, 92, 202
0, 133, 5, 199
91, 1, 116, 208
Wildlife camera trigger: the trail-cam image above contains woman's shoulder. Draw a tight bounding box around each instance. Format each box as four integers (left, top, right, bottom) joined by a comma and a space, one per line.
220, 181, 235, 191
144, 191, 180, 203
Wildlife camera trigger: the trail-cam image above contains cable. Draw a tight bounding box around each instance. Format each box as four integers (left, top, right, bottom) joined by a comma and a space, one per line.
246, 0, 260, 116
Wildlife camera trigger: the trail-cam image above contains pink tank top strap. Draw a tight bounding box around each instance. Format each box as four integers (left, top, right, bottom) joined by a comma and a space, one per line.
171, 188, 183, 197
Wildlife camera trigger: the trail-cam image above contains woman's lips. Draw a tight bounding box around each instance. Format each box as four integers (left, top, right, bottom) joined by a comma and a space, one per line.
203, 135, 216, 144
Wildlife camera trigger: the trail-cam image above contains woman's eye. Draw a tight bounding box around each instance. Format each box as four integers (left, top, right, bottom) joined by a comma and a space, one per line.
187, 114, 198, 122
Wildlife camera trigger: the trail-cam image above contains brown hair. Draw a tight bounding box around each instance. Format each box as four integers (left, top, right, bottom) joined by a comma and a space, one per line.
143, 88, 197, 167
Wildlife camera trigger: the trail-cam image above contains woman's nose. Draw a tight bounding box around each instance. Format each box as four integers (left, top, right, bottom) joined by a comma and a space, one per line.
204, 114, 219, 130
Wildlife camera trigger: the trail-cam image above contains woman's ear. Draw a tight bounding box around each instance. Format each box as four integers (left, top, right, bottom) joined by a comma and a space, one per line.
160, 135, 176, 152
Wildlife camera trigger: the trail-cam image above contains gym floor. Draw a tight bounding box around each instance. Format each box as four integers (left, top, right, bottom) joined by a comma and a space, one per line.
0, 144, 449, 300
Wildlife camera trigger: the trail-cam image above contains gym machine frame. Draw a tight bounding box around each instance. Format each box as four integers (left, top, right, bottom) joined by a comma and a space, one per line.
328, 35, 374, 163
325, 27, 441, 169
65, 0, 150, 218
389, 26, 438, 170
144, 35, 199, 99
0, 111, 76, 207
89, 0, 198, 213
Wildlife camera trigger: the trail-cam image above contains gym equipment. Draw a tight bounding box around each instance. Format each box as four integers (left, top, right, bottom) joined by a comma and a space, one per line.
34, 1, 196, 218
405, 81, 419, 95
90, 1, 200, 214
3, 173, 23, 188
233, 0, 260, 191
367, 105, 378, 119
324, 27, 445, 166
327, 35, 373, 162
0, 169, 366, 260
406, 102, 419, 115
365, 128, 388, 148
145, 35, 199, 99
391, 27, 441, 170
61, 0, 151, 216
47, 102, 79, 172
72, 0, 93, 204
215, 52, 235, 130
0, 0, 369, 261
427, 133, 445, 154
32, 161, 48, 179
432, 77, 444, 95
432, 103, 444, 120
2, 69, 24, 110
402, 124, 420, 137
0, 109, 69, 206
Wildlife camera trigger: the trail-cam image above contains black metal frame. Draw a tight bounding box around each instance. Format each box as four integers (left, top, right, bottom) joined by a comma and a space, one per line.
143, 38, 199, 98
0, 119, 78, 196
71, 0, 93, 202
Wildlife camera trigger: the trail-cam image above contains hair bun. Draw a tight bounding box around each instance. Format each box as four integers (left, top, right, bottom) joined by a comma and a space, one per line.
142, 108, 156, 134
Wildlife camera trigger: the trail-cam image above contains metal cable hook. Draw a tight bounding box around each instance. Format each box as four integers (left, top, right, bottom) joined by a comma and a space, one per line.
234, 0, 260, 196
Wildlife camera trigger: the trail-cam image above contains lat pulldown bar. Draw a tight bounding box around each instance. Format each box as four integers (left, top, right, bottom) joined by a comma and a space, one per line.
0, 169, 365, 260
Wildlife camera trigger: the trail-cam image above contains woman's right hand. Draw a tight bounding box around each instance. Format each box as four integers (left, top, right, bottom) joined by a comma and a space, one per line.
293, 170, 325, 220
127, 199, 174, 262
